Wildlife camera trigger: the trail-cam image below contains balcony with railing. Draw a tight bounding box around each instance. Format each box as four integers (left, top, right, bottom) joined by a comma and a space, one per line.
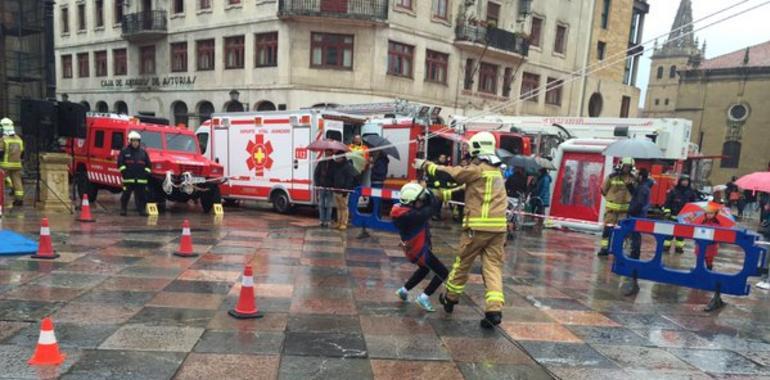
455, 23, 530, 59
121, 10, 167, 42
278, 0, 388, 23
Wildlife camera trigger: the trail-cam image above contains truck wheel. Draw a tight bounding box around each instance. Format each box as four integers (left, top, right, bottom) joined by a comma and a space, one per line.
201, 184, 221, 213
271, 190, 293, 214
76, 171, 98, 203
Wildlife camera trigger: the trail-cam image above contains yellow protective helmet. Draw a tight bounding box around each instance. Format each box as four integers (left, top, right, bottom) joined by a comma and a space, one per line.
399, 182, 426, 205
0, 117, 14, 135
468, 131, 496, 157
621, 157, 635, 166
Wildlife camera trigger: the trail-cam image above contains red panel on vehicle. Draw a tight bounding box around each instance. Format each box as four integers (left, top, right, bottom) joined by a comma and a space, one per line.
549, 151, 605, 222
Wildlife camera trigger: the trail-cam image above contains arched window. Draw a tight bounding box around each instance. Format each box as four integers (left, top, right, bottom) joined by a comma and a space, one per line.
95, 101, 109, 113
656, 66, 664, 79
721, 141, 741, 168
114, 101, 128, 115
172, 101, 189, 127
669, 65, 677, 78
197, 101, 215, 123
588, 93, 603, 117
80, 101, 91, 112
255, 101, 276, 111
225, 101, 244, 112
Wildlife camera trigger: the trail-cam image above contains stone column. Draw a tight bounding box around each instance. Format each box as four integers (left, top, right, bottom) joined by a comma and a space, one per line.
36, 153, 71, 213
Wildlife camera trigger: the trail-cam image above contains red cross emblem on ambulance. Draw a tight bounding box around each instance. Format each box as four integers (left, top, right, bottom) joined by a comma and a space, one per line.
246, 134, 273, 176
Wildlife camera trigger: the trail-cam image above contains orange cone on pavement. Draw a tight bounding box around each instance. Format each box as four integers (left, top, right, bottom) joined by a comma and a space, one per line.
76, 194, 95, 223
173, 219, 198, 257
31, 218, 59, 259
28, 318, 66, 366
228, 265, 263, 319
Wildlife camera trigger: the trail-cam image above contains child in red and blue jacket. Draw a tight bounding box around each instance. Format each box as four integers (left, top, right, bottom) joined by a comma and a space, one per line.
391, 183, 450, 312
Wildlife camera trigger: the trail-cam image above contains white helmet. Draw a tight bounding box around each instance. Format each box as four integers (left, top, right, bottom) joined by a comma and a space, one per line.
468, 132, 496, 157
128, 131, 141, 140
399, 182, 426, 205
0, 117, 14, 135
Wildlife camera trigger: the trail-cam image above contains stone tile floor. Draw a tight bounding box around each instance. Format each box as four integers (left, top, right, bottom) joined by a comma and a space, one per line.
0, 200, 769, 379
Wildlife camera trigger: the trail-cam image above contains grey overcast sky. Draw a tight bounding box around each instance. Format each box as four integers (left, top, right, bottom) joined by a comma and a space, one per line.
636, 0, 770, 108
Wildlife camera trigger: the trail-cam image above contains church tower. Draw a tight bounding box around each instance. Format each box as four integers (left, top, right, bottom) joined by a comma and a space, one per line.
644, 0, 703, 117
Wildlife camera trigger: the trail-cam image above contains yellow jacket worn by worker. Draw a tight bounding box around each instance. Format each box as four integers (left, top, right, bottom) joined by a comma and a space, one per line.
598, 160, 637, 256
0, 132, 25, 205
601, 171, 636, 224
421, 132, 507, 329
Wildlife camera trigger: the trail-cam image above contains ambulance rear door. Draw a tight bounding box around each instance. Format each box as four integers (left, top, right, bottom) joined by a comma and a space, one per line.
292, 123, 312, 202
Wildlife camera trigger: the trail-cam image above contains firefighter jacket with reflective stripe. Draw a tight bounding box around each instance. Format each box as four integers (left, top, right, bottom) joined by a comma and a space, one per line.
0, 135, 24, 169
117, 146, 152, 184
426, 161, 507, 232
601, 172, 636, 211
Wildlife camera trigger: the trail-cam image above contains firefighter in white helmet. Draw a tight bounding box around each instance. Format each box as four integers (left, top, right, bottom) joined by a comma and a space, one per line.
0, 118, 25, 206
414, 131, 508, 329
598, 157, 638, 256
117, 131, 152, 216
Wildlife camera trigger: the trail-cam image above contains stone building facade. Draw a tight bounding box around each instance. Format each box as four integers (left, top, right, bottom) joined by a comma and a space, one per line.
54, 0, 647, 128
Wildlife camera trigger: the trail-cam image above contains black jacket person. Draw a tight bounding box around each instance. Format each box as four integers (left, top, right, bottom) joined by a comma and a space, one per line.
117, 131, 152, 216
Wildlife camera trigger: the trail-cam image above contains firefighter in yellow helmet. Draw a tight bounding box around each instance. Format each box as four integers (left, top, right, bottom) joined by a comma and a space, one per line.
598, 157, 638, 256
0, 118, 25, 206
414, 131, 507, 329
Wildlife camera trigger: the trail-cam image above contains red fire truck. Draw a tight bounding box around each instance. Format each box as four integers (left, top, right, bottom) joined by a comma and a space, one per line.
67, 113, 224, 213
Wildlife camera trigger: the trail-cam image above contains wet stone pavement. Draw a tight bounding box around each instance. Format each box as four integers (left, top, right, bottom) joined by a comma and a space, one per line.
0, 200, 769, 379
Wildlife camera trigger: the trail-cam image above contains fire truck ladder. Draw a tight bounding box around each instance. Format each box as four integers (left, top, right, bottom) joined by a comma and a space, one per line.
313, 100, 438, 120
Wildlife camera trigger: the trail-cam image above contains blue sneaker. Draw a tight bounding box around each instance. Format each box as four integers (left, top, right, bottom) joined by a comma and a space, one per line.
416, 294, 435, 312
396, 288, 408, 302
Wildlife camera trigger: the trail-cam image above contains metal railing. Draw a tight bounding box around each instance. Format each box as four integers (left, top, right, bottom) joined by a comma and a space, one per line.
455, 24, 530, 57
121, 10, 167, 37
278, 0, 388, 21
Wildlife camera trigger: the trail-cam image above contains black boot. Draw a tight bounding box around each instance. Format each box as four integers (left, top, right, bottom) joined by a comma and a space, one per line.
120, 209, 127, 216
12, 200, 22, 207
597, 248, 609, 257
439, 293, 457, 314
675, 247, 684, 254
622, 278, 639, 297
480, 311, 502, 329
704, 291, 725, 312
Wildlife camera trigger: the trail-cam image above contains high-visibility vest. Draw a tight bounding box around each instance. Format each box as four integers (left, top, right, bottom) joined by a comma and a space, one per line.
0, 135, 23, 169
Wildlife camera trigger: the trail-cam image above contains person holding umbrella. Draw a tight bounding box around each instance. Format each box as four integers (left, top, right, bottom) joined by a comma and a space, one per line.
598, 157, 637, 256
663, 175, 702, 254
313, 150, 335, 228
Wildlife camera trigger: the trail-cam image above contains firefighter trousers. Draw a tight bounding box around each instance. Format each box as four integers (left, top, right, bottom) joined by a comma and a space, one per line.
121, 183, 147, 213
601, 211, 627, 249
445, 230, 506, 312
5, 169, 23, 201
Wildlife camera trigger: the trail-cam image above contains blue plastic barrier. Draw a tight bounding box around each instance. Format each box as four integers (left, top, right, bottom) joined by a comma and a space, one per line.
349, 186, 400, 233
0, 230, 38, 256
611, 218, 767, 296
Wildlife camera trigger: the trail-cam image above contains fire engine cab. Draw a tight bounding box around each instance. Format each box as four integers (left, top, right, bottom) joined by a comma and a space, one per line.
195, 110, 367, 213
68, 113, 224, 213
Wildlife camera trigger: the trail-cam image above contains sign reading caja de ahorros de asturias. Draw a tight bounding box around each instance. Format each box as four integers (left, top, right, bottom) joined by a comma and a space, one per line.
100, 75, 196, 89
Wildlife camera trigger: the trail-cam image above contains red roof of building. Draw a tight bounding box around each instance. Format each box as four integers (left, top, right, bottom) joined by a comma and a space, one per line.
700, 40, 770, 69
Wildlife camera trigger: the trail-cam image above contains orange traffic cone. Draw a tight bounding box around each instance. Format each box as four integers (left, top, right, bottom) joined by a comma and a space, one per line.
228, 265, 263, 319
76, 194, 95, 223
31, 218, 59, 259
28, 318, 66, 366
173, 219, 198, 257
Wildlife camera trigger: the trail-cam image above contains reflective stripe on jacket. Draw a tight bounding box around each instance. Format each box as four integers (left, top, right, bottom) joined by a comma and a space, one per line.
427, 161, 507, 232
0, 135, 23, 169
601, 172, 636, 210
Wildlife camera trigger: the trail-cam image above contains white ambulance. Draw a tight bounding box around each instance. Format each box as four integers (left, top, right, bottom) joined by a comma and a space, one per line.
195, 110, 366, 212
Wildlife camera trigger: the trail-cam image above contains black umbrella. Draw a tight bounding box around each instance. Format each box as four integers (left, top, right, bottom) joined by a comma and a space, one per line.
496, 148, 515, 159
363, 135, 400, 160
504, 155, 547, 174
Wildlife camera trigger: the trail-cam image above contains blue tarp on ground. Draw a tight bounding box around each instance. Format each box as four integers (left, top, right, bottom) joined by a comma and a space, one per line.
0, 230, 38, 255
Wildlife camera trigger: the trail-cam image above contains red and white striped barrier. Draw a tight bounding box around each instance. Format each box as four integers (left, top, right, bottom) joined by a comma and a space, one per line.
360, 187, 400, 200
634, 219, 737, 243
